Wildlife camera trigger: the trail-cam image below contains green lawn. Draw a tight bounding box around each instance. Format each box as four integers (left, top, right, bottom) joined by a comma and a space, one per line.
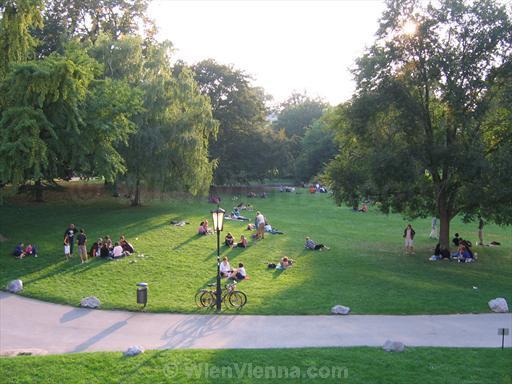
0, 189, 510, 314
0, 347, 510, 383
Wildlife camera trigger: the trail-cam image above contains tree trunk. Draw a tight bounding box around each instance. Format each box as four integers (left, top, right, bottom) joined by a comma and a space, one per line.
34, 180, 44, 203
131, 178, 141, 206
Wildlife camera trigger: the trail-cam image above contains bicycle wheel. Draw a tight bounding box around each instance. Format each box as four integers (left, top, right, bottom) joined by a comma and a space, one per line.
199, 291, 215, 308
195, 290, 208, 308
228, 291, 247, 308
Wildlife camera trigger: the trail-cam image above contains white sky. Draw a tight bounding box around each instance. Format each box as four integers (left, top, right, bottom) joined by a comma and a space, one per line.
148, 0, 386, 106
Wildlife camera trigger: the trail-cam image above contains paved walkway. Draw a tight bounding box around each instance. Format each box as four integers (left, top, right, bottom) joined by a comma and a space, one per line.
1, 292, 510, 355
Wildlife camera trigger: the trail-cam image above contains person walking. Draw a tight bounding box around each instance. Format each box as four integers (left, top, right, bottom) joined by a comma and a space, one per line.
77, 228, 88, 263
429, 217, 438, 239
403, 224, 416, 254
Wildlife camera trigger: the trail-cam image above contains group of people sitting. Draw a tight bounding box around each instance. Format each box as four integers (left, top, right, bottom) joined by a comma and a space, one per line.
12, 243, 38, 259
224, 232, 248, 248
309, 184, 328, 193
225, 207, 250, 221
198, 219, 214, 235
219, 256, 247, 280
89, 235, 135, 259
429, 233, 475, 262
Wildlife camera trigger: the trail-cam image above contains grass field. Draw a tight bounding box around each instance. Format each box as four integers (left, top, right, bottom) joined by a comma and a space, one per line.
0, 187, 510, 314
0, 347, 510, 383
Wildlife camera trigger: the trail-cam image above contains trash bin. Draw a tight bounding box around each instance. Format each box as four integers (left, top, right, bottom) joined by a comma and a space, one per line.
136, 282, 148, 307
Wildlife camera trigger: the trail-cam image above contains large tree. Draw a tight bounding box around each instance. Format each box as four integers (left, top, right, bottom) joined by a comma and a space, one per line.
325, 0, 512, 249
192, 59, 272, 184
0, 0, 43, 77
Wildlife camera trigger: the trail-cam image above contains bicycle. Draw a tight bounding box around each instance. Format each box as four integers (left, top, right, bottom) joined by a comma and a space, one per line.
195, 281, 247, 309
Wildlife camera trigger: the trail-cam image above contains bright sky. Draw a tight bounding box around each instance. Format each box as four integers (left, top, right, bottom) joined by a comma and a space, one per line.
148, 0, 386, 106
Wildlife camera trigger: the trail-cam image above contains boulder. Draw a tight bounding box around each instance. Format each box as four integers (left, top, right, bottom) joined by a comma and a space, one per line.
124, 345, 144, 357
331, 305, 351, 315
383, 340, 405, 352
80, 296, 101, 309
6, 279, 23, 293
488, 298, 509, 313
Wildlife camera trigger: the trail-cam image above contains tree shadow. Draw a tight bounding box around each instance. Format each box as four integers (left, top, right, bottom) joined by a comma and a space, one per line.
60, 307, 90, 323
172, 234, 200, 250
72, 314, 136, 352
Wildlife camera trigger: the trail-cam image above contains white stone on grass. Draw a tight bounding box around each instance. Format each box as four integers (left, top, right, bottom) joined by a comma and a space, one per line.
6, 279, 23, 293
383, 340, 405, 352
80, 296, 101, 309
331, 305, 351, 315
124, 345, 144, 357
488, 298, 509, 313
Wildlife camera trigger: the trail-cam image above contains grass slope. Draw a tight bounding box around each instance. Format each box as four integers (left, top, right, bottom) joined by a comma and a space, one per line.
1, 348, 511, 384
0, 190, 510, 314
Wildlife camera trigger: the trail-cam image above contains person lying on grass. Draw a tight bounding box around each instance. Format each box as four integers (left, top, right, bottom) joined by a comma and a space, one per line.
267, 257, 294, 270
305, 237, 330, 251
219, 256, 232, 278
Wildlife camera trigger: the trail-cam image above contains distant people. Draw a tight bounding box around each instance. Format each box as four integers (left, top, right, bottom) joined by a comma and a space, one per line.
120, 235, 135, 254
278, 257, 293, 270
309, 185, 316, 194
64, 234, 71, 260
198, 219, 212, 235
90, 238, 102, 258
13, 243, 25, 259
112, 242, 126, 258
64, 224, 76, 257
305, 237, 330, 251
77, 228, 88, 264
99, 242, 110, 258
237, 234, 248, 248
24, 243, 37, 258
219, 256, 232, 278
255, 211, 266, 240
403, 224, 416, 254
429, 217, 438, 239
359, 203, 368, 212
234, 263, 247, 280
225, 232, 234, 247
319, 186, 327, 193
452, 233, 461, 247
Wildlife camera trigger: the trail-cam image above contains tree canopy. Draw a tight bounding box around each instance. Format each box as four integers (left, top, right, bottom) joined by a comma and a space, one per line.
324, 0, 512, 248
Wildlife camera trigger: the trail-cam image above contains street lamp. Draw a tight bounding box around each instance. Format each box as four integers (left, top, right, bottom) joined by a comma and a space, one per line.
211, 206, 225, 311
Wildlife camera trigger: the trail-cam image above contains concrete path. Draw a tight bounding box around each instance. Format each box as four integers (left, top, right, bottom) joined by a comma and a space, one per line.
1, 292, 511, 355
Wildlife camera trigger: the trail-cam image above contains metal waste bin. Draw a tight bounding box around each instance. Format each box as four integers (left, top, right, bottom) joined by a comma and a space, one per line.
136, 282, 148, 308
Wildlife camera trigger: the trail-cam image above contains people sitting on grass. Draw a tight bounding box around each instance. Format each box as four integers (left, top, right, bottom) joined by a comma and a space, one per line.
198, 219, 212, 235
278, 257, 293, 270
225, 232, 235, 247
99, 242, 110, 258
429, 243, 451, 261
305, 236, 330, 251
230, 207, 249, 221
453, 244, 475, 263
13, 242, 25, 259
120, 235, 135, 254
24, 243, 37, 258
359, 203, 368, 212
309, 185, 316, 193
452, 233, 461, 246
237, 234, 248, 248
112, 242, 127, 258
219, 256, 232, 278
230, 262, 247, 280
89, 238, 100, 258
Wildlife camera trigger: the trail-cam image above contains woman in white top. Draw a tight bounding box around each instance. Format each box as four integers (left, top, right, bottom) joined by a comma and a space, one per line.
112, 242, 125, 258
219, 256, 232, 278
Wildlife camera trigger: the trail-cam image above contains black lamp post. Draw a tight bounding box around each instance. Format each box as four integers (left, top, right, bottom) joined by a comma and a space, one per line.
211, 206, 225, 311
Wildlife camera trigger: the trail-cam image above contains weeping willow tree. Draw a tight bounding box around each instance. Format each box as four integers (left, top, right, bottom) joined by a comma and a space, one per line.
0, 0, 43, 77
